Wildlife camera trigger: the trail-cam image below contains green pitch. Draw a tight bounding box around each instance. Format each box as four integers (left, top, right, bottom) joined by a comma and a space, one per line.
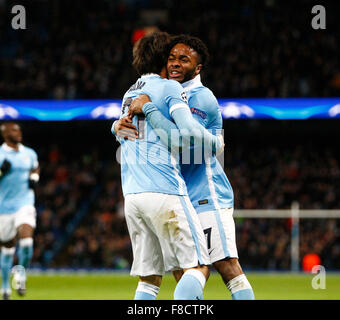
6, 272, 340, 300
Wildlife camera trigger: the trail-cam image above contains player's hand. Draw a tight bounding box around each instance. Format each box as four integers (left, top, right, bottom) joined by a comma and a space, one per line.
115, 116, 139, 141
29, 172, 39, 189
0, 159, 11, 178
128, 94, 151, 119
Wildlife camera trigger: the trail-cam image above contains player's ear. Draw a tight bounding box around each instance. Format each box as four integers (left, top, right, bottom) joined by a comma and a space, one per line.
195, 64, 202, 76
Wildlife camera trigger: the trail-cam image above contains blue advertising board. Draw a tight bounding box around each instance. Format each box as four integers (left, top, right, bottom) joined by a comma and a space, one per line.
0, 98, 339, 120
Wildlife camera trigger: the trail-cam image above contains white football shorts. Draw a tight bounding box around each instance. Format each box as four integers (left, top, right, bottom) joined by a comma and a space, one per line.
124, 193, 211, 277
198, 208, 238, 263
0, 205, 36, 243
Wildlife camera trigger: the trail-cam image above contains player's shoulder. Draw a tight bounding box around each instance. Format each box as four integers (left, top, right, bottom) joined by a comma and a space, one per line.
193, 86, 217, 102
162, 78, 184, 92
147, 78, 184, 100
22, 145, 38, 157
190, 86, 219, 110
0, 144, 10, 156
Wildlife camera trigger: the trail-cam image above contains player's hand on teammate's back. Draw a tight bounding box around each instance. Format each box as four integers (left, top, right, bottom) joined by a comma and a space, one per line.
115, 116, 139, 141
0, 159, 11, 178
128, 94, 151, 119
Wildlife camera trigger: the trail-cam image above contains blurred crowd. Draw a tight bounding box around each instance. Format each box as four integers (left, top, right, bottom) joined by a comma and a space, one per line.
0, 0, 340, 100
32, 144, 131, 269
32, 146, 101, 266
29, 137, 340, 271
236, 218, 340, 270
57, 164, 131, 269
228, 144, 340, 210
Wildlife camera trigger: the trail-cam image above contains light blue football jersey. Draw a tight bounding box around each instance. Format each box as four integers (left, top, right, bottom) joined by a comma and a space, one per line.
180, 75, 234, 213
118, 74, 188, 197
0, 143, 38, 214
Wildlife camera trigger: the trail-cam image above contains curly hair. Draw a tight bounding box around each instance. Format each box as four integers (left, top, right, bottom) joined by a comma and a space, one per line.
169, 34, 210, 68
132, 31, 172, 75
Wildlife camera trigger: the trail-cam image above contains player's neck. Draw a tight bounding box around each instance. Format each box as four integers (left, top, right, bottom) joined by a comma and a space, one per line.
159, 67, 167, 79
181, 74, 202, 91
5, 141, 19, 151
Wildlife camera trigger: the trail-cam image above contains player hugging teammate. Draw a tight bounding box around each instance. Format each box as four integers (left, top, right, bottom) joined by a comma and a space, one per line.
113, 32, 255, 300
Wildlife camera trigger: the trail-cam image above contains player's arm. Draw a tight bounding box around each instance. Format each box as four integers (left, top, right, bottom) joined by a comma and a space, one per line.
168, 105, 224, 153
128, 94, 223, 153
130, 98, 183, 150
0, 159, 11, 179
203, 92, 223, 131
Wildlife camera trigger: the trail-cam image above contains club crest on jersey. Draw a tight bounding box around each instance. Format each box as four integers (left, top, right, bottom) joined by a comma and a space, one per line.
190, 107, 207, 119
22, 155, 30, 165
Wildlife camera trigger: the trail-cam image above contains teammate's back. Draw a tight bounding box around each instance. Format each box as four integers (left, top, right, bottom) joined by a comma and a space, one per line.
120, 74, 188, 196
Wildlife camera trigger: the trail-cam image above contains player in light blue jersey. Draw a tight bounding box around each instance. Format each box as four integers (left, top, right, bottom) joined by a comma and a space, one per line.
0, 122, 39, 300
124, 35, 254, 300
111, 32, 226, 300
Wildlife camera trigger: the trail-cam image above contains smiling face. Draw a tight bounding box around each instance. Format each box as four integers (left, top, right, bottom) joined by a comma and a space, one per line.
167, 43, 202, 83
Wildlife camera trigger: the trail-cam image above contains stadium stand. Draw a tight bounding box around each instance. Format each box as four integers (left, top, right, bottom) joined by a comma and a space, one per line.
0, 0, 339, 99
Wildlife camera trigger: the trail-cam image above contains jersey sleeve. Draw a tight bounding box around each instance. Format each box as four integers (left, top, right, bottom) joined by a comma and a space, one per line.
143, 102, 223, 154
206, 98, 222, 131
31, 149, 39, 170
163, 80, 190, 116
208, 108, 222, 130
194, 88, 222, 132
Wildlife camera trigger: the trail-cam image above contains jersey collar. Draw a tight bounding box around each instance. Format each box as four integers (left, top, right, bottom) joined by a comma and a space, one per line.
181, 74, 203, 92
1, 143, 24, 152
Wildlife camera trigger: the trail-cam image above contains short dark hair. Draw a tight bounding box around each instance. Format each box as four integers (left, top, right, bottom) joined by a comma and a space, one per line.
0, 121, 19, 138
132, 31, 171, 75
169, 34, 210, 68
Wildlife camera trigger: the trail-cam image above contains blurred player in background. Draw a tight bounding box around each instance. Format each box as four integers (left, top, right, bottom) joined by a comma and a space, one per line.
123, 34, 255, 300
0, 122, 39, 300
112, 32, 225, 300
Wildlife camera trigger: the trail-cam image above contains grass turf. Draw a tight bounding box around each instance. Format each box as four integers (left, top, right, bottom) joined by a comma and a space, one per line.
6, 272, 340, 300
